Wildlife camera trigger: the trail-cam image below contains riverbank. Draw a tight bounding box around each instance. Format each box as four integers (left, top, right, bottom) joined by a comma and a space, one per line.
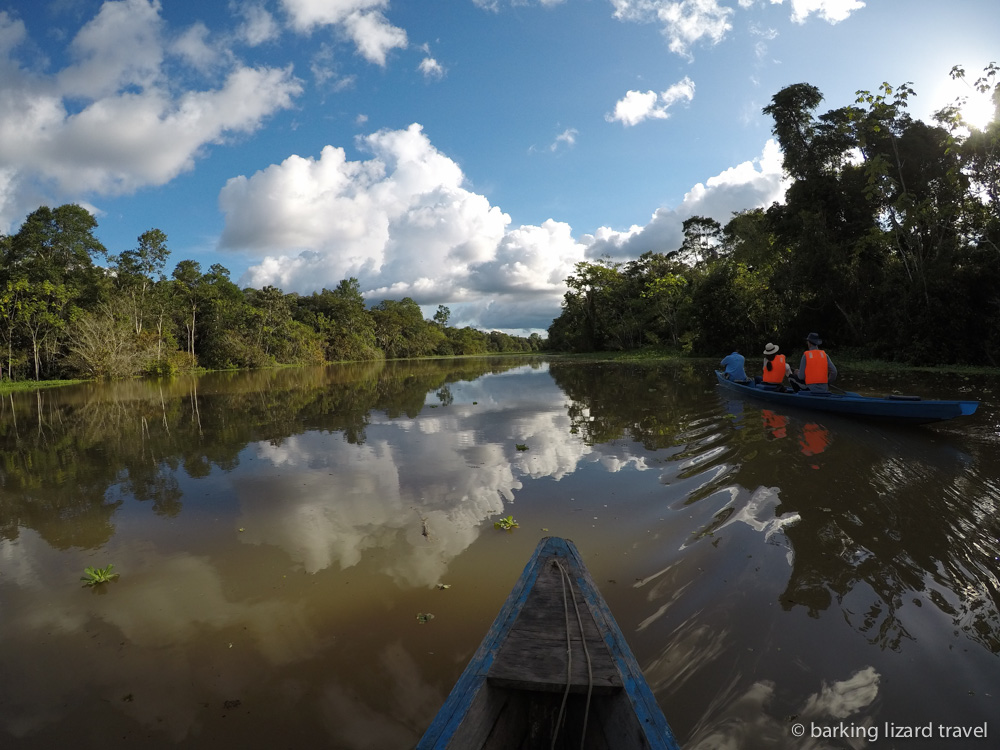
1, 349, 995, 393
545, 347, 1000, 375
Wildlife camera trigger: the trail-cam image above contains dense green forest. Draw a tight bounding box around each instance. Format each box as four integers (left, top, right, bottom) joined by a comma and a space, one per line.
549, 66, 1000, 366
0, 208, 542, 382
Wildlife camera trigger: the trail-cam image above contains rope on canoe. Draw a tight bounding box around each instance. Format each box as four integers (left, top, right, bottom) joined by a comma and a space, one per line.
552, 558, 594, 750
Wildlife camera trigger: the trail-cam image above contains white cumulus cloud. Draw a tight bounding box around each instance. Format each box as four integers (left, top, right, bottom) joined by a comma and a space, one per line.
279, 0, 407, 65
236, 4, 282, 46
221, 124, 594, 331
781, 0, 866, 24
0, 2, 301, 232
584, 138, 787, 258
418, 56, 445, 79
610, 0, 734, 59
608, 76, 695, 125
222, 125, 789, 332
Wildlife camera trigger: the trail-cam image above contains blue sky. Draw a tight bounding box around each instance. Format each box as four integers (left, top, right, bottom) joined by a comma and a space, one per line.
1, 0, 996, 333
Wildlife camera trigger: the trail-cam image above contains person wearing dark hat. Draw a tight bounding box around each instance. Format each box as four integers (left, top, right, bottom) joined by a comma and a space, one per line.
720, 349, 750, 384
761, 342, 791, 388
793, 332, 837, 392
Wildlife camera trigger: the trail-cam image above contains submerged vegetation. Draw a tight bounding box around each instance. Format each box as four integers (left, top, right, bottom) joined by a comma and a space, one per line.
549, 65, 1000, 367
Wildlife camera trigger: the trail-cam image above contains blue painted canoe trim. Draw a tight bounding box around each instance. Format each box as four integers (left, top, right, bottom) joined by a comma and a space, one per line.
715, 371, 978, 424
417, 538, 548, 748
417, 536, 681, 749
565, 539, 681, 750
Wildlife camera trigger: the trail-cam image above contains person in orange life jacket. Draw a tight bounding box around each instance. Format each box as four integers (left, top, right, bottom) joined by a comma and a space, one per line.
761, 343, 791, 388
720, 349, 750, 383
793, 332, 837, 392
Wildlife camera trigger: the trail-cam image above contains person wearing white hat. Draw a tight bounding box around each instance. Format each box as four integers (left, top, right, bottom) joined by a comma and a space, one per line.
761, 342, 792, 388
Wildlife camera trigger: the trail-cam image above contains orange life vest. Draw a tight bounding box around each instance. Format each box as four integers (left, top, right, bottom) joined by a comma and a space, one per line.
803, 349, 828, 384
762, 354, 786, 384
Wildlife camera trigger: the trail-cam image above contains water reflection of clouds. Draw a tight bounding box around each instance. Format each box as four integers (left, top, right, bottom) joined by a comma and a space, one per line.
240, 433, 497, 586
237, 375, 653, 588
686, 667, 881, 750
320, 641, 443, 748
1, 532, 444, 746
684, 486, 801, 565
714, 487, 801, 554
0, 533, 323, 741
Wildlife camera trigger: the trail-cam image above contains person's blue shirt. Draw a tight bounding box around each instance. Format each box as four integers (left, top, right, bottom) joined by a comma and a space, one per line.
720, 351, 749, 382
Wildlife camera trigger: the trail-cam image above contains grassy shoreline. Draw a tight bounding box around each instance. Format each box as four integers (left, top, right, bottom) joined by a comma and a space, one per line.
0, 378, 90, 393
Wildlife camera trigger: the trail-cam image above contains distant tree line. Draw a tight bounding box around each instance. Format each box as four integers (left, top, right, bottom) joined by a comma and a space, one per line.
549, 65, 1000, 366
0, 207, 542, 381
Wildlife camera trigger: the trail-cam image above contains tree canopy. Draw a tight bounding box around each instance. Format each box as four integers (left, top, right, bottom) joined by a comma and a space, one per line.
549, 64, 1000, 366
0, 213, 542, 382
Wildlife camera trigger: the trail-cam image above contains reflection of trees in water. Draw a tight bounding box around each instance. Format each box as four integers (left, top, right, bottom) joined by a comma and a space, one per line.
780, 476, 1000, 654
739, 412, 1000, 655
547, 363, 1000, 656
549, 360, 708, 449
0, 357, 537, 550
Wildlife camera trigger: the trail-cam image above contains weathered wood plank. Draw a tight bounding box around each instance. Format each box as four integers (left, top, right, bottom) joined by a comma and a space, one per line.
488, 629, 622, 693
416, 537, 682, 750
487, 555, 620, 692
498, 561, 604, 640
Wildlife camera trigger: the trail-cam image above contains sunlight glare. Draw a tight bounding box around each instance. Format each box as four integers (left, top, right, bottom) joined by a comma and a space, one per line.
936, 76, 997, 131
960, 90, 997, 130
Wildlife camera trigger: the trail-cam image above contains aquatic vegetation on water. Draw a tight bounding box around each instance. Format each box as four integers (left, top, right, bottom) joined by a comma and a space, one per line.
494, 515, 519, 531
515, 443, 528, 451
416, 612, 435, 624
81, 564, 119, 587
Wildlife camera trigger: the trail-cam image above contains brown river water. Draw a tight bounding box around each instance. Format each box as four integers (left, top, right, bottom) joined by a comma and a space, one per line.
0, 357, 997, 749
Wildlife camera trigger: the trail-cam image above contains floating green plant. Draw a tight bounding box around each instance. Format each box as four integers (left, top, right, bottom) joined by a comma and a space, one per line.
416, 612, 435, 624
81, 564, 119, 587
515, 443, 528, 451
494, 515, 519, 531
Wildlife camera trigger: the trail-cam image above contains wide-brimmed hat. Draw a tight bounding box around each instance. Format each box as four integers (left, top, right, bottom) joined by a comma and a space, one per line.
763, 343, 779, 356
805, 332, 822, 345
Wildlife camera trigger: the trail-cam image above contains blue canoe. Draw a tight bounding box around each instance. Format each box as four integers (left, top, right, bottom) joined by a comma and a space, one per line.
715, 370, 978, 425
417, 536, 680, 750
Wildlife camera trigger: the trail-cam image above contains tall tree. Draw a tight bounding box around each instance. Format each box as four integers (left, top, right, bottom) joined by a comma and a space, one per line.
6, 204, 106, 290
171, 260, 203, 361
112, 228, 169, 336
678, 216, 723, 264
433, 304, 451, 327
21, 281, 71, 380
